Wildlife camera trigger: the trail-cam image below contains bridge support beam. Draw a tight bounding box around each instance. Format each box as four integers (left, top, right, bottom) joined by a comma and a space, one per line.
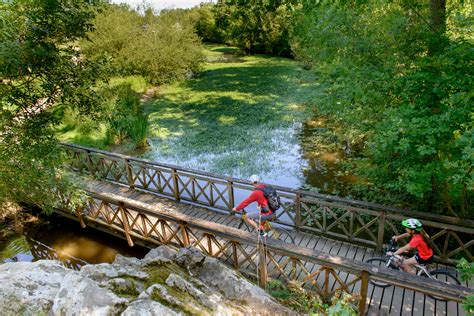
258, 243, 267, 288
358, 270, 369, 315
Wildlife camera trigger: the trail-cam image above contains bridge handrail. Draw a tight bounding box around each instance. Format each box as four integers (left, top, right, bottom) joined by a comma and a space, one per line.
61, 142, 474, 263
60, 142, 474, 228
76, 190, 472, 304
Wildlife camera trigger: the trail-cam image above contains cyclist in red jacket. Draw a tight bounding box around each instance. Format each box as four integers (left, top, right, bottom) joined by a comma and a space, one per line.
386, 218, 434, 274
232, 175, 274, 236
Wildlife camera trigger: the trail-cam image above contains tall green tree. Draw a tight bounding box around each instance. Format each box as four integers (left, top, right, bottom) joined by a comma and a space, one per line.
212, 0, 299, 56
0, 0, 103, 211
82, 4, 204, 84
290, 0, 473, 216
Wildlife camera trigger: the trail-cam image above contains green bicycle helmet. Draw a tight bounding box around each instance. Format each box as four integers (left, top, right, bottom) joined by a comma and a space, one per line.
401, 218, 423, 231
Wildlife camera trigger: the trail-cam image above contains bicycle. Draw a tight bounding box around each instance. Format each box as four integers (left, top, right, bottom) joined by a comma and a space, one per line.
237, 209, 295, 244
365, 239, 461, 301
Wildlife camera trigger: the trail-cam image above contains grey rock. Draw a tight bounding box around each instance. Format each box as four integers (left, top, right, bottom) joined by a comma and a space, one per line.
144, 245, 177, 261
107, 278, 138, 296
198, 257, 293, 314
80, 263, 148, 282
113, 254, 142, 268
121, 299, 181, 316
51, 273, 128, 316
0, 260, 127, 316
174, 246, 206, 271
138, 284, 180, 306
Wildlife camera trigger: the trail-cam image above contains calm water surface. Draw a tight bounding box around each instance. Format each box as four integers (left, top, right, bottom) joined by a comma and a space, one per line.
0, 215, 148, 268
138, 119, 356, 197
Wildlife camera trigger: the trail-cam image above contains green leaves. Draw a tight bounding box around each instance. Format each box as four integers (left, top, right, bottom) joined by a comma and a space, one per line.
289, 0, 473, 214
0, 0, 102, 211
82, 4, 204, 84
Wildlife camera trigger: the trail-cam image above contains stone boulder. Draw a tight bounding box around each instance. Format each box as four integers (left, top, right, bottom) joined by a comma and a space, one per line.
0, 245, 293, 315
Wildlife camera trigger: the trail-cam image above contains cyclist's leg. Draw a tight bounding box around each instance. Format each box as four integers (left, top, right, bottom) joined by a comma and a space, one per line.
259, 212, 275, 231
244, 211, 260, 231
400, 255, 417, 274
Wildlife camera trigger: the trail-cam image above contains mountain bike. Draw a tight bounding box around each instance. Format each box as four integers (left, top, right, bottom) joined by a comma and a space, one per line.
237, 209, 295, 244
365, 239, 461, 301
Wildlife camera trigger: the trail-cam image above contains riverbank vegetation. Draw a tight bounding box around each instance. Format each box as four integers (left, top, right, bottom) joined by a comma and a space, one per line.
1, 0, 472, 220
189, 0, 473, 216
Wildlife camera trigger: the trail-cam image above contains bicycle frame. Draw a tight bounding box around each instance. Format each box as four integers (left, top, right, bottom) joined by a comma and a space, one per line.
386, 254, 434, 279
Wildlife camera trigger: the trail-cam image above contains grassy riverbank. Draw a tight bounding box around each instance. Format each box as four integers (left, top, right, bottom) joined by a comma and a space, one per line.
58, 44, 336, 188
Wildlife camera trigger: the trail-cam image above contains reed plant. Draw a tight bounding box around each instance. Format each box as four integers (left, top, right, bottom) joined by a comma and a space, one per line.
128, 114, 149, 149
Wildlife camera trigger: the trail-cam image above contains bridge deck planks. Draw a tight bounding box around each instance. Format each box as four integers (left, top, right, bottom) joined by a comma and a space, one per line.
85, 180, 467, 316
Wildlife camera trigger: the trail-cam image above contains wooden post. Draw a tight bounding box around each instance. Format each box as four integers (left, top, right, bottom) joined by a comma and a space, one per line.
358, 271, 370, 315
171, 168, 180, 201
86, 150, 95, 176
324, 267, 330, 299
323, 207, 327, 232
125, 159, 135, 188
75, 206, 87, 228
258, 243, 267, 288
180, 224, 190, 246
207, 234, 213, 256
349, 211, 354, 241
295, 193, 301, 230
232, 242, 239, 269
228, 180, 235, 214
376, 211, 386, 253
119, 202, 134, 247
210, 182, 214, 206
292, 258, 297, 280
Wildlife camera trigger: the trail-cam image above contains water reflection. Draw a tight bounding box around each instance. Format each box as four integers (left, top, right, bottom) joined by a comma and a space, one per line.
0, 216, 148, 269
141, 125, 306, 189
135, 116, 356, 198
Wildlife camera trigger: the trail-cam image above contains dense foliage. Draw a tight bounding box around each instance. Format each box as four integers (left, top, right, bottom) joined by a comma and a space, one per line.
0, 0, 103, 211
195, 0, 299, 56
268, 280, 357, 315
289, 0, 473, 215
81, 4, 204, 84
457, 258, 474, 313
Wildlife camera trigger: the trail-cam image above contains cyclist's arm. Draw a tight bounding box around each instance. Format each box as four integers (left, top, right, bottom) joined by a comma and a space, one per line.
393, 244, 414, 256
233, 191, 259, 211
393, 232, 410, 242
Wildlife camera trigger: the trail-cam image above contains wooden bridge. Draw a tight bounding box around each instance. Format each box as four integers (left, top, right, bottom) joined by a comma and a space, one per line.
56, 143, 473, 315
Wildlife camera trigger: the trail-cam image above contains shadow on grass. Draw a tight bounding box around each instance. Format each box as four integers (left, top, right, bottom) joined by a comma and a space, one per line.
141, 55, 321, 181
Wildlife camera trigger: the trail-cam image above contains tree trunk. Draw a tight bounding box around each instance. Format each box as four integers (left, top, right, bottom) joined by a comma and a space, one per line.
430, 0, 446, 34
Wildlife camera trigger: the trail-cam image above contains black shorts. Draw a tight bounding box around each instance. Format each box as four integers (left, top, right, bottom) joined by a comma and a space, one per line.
415, 253, 433, 265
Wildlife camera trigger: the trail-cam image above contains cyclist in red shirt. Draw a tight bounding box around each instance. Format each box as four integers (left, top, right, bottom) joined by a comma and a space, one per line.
386, 218, 434, 274
232, 174, 273, 236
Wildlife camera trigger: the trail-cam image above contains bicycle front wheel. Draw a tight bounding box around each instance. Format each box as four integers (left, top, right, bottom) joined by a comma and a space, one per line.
365, 257, 392, 288
266, 227, 295, 244
425, 270, 461, 301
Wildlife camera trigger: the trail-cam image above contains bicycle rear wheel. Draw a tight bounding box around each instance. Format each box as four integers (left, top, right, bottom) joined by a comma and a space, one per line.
425, 270, 461, 301
365, 257, 393, 288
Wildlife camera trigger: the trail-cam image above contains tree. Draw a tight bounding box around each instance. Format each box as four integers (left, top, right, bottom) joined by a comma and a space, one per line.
211, 0, 299, 56
289, 0, 473, 215
82, 4, 204, 84
0, 0, 103, 211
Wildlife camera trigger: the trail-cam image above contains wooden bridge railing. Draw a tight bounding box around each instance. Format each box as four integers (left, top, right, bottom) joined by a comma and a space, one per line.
54, 189, 472, 315
61, 143, 474, 264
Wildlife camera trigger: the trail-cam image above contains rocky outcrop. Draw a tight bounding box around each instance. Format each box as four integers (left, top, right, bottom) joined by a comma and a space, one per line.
0, 245, 293, 315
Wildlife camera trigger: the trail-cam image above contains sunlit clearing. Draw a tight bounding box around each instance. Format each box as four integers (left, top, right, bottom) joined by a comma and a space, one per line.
219, 115, 236, 125
307, 118, 327, 127
320, 152, 342, 162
